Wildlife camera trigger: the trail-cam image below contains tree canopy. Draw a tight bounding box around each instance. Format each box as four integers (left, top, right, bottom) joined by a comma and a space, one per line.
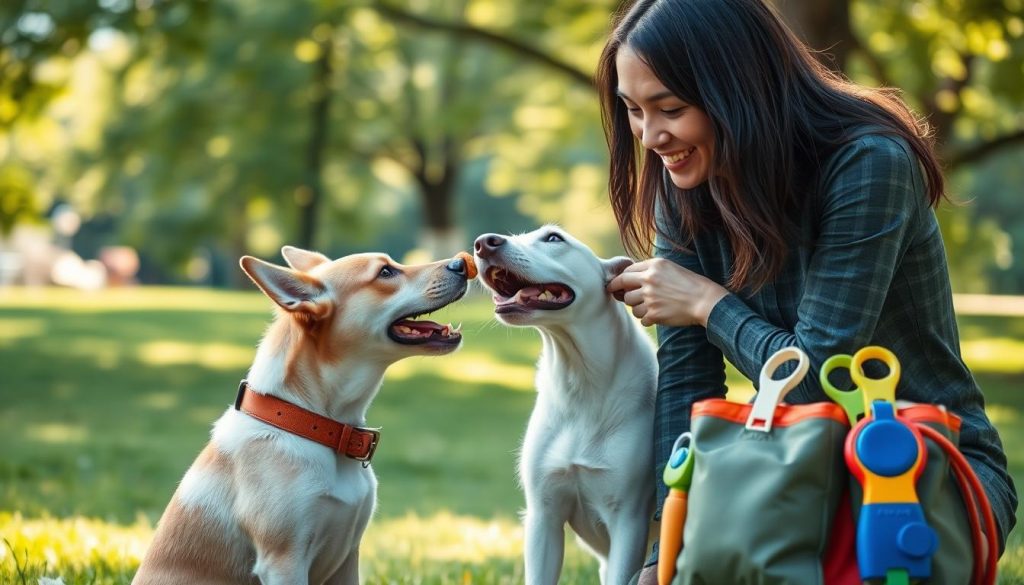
1, 0, 1021, 291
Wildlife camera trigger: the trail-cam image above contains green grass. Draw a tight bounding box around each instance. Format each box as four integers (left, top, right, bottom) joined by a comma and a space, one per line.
0, 286, 1022, 583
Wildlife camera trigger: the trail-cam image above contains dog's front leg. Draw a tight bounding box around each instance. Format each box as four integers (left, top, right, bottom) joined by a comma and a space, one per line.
603, 513, 650, 585
253, 550, 310, 585
324, 548, 359, 585
524, 507, 566, 585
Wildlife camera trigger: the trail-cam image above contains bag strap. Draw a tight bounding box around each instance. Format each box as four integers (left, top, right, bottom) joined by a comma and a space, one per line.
914, 423, 998, 585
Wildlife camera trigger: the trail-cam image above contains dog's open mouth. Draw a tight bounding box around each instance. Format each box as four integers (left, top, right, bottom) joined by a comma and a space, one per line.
485, 266, 575, 313
388, 313, 462, 346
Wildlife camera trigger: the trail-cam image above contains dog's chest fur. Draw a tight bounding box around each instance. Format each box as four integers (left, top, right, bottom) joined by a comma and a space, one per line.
147, 410, 378, 583
213, 408, 378, 539
520, 313, 656, 491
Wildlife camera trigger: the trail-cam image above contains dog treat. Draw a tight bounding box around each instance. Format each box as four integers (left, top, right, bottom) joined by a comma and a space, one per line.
457, 251, 478, 279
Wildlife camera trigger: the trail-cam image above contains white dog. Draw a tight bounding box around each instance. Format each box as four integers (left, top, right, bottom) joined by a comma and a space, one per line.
132, 246, 473, 585
473, 226, 658, 585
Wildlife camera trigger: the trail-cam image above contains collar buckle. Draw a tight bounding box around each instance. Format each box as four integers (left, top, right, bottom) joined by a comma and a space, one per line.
234, 379, 247, 411
351, 429, 380, 467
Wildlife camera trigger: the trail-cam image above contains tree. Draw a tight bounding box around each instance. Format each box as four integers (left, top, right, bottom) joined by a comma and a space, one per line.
4, 0, 1022, 289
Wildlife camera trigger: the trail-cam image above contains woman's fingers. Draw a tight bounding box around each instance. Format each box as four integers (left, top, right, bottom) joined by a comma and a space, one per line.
622, 289, 645, 306
622, 259, 651, 273
607, 270, 645, 295
631, 303, 648, 320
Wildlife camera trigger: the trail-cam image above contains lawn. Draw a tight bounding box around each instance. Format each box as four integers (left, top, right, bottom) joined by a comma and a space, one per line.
1, 286, 1022, 583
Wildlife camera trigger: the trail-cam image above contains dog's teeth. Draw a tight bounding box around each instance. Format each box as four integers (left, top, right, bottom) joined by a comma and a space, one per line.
453, 322, 462, 333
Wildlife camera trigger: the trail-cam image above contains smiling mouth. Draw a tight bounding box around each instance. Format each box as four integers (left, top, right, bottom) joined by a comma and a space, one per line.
484, 266, 574, 313
661, 146, 696, 165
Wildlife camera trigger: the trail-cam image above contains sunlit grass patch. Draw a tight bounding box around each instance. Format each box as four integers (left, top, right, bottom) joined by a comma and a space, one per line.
0, 512, 148, 584
386, 350, 537, 392
135, 340, 254, 370
25, 424, 89, 445
365, 512, 525, 563
0, 512, 601, 584
2, 510, 1021, 583
962, 337, 1024, 374
0, 286, 271, 313
987, 404, 1021, 426
0, 317, 46, 341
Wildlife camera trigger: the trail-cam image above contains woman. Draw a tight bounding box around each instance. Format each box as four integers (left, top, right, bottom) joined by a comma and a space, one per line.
600, 0, 1017, 580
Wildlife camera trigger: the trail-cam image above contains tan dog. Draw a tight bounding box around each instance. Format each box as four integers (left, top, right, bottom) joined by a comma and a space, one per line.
132, 246, 472, 585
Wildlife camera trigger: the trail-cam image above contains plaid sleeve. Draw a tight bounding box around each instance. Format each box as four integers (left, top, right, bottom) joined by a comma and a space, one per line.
705, 134, 923, 401
651, 201, 727, 520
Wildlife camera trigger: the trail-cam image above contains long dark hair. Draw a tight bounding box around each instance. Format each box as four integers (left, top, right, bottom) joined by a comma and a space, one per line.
597, 0, 945, 291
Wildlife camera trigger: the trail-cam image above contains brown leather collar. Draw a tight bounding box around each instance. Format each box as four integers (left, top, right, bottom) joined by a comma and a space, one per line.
234, 380, 380, 466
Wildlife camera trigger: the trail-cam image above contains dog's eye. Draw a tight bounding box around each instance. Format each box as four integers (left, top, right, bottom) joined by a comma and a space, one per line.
378, 265, 398, 279
544, 233, 564, 243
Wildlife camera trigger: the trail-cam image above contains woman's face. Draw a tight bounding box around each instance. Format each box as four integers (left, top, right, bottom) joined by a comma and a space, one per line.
615, 46, 715, 190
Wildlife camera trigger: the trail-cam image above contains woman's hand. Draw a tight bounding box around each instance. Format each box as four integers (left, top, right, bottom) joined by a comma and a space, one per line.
606, 258, 729, 328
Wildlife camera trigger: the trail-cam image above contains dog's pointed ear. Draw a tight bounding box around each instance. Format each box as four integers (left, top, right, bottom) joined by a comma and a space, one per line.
601, 256, 634, 283
240, 256, 331, 319
280, 245, 330, 272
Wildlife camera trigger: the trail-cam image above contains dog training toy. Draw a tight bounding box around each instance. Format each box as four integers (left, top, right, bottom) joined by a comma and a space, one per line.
746, 346, 810, 432
847, 400, 935, 584
825, 346, 937, 584
659, 432, 694, 585
456, 251, 478, 279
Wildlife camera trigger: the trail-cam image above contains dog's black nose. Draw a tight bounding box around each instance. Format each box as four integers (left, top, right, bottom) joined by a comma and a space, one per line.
474, 234, 506, 259
447, 257, 467, 275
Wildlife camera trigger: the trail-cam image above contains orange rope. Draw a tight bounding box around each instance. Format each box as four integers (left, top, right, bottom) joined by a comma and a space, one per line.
916, 424, 998, 585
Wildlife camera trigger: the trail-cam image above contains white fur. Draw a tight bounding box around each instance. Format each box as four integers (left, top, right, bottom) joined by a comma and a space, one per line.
133, 248, 469, 585
474, 226, 658, 585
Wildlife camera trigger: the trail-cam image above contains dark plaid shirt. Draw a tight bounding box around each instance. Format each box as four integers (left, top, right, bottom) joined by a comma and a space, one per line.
652, 133, 1017, 549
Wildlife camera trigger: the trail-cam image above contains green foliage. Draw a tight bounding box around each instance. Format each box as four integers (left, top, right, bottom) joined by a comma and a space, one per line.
0, 164, 39, 236
1, 0, 1023, 287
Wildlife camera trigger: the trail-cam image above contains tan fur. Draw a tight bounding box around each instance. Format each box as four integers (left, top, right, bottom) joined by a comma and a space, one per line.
133, 248, 470, 585
135, 446, 254, 585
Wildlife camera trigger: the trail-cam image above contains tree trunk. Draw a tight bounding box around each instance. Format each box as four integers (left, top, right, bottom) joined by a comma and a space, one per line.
415, 147, 464, 258
774, 0, 853, 72
297, 35, 333, 251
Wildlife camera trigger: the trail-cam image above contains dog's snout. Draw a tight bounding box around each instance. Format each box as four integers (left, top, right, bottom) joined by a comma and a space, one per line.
474, 234, 506, 259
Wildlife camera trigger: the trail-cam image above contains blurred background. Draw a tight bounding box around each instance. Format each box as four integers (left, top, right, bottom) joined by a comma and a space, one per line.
1, 0, 1023, 583
1, 0, 1022, 286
